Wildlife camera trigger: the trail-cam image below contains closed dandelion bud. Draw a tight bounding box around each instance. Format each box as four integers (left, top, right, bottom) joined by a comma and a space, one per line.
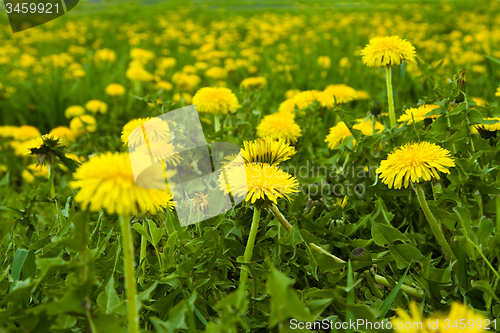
453, 69, 467, 103
370, 100, 382, 116
350, 247, 372, 262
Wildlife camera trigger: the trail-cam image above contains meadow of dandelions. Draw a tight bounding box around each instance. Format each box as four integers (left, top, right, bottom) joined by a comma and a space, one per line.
1, 0, 500, 332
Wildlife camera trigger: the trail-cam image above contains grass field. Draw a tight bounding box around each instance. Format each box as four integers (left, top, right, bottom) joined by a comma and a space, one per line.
1, 0, 500, 332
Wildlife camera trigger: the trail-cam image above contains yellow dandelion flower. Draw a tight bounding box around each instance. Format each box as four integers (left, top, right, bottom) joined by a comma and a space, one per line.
85, 100, 108, 115
285, 89, 301, 99
194, 62, 208, 71
94, 48, 116, 63
22, 163, 48, 184
471, 97, 488, 107
323, 84, 358, 104
126, 67, 154, 82
325, 122, 353, 149
70, 152, 158, 215
257, 112, 302, 143
149, 189, 175, 213
172, 72, 201, 91
278, 98, 298, 116
293, 90, 333, 110
70, 115, 97, 137
132, 138, 182, 167
495, 85, 500, 97
65, 105, 86, 119
14, 138, 41, 156
0, 125, 18, 138
240, 136, 296, 165
317, 56, 331, 69
105, 83, 126, 97
50, 126, 75, 145
438, 302, 487, 333
220, 162, 299, 204
14, 125, 41, 141
361, 36, 416, 67
130, 48, 155, 63
325, 119, 384, 149
240, 76, 267, 90
336, 196, 348, 209
171, 92, 192, 105
121, 118, 151, 147
471, 117, 500, 134
377, 142, 455, 189
14, 134, 59, 157
156, 81, 173, 91
182, 65, 197, 74
121, 117, 172, 149
353, 118, 385, 135
391, 301, 436, 333
205, 66, 226, 80
192, 87, 240, 115
355, 90, 370, 100
157, 57, 176, 69
398, 105, 441, 125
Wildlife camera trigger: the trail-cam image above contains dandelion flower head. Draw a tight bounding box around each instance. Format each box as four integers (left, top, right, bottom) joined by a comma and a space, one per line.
257, 112, 302, 143
361, 36, 416, 67
377, 142, 455, 189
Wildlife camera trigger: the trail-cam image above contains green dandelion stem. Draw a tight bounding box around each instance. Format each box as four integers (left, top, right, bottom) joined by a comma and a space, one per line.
373, 274, 424, 301
139, 219, 147, 284
119, 214, 140, 333
239, 206, 261, 290
269, 203, 345, 264
385, 66, 396, 127
496, 196, 500, 238
47, 164, 61, 230
85, 303, 97, 333
214, 115, 221, 133
415, 184, 456, 262
363, 270, 384, 299
134, 81, 141, 96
